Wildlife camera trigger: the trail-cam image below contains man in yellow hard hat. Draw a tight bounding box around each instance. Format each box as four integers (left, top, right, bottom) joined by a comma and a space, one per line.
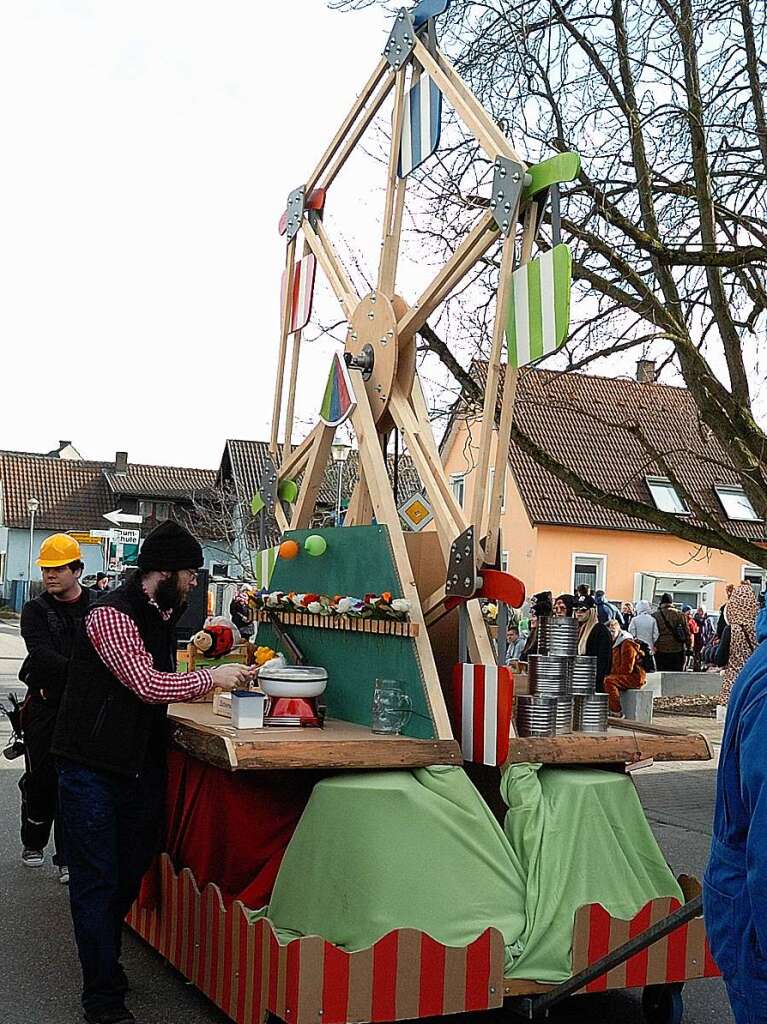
18, 533, 95, 882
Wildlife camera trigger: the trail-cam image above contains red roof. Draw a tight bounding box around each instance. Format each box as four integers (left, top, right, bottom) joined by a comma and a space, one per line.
467, 364, 766, 540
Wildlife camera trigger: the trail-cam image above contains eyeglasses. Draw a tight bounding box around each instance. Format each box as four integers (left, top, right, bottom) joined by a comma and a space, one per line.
180, 569, 198, 581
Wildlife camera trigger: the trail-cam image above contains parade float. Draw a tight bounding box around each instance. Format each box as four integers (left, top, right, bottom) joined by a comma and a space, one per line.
128, 5, 719, 1022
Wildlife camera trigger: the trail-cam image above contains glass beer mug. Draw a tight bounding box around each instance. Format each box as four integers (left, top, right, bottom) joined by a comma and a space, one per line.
371, 680, 412, 735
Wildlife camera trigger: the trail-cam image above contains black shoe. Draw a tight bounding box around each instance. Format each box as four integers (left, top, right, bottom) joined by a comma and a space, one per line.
83, 1008, 135, 1024
114, 964, 130, 995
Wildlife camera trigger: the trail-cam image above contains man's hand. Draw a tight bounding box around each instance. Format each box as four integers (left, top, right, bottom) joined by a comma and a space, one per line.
210, 664, 257, 692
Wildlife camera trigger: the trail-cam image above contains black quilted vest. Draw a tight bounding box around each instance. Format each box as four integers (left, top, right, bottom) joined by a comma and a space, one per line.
52, 574, 177, 777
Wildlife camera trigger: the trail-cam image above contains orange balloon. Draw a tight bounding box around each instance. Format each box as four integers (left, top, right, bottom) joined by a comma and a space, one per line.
279, 539, 300, 560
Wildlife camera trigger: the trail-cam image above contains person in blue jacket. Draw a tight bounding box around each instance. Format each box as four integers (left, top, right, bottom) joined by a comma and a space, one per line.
704, 604, 767, 1022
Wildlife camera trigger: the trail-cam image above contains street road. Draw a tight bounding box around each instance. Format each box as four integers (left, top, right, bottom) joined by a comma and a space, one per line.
0, 622, 731, 1022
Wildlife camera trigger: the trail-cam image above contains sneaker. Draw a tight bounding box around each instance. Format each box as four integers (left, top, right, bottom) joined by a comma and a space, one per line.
83, 1008, 135, 1024
21, 848, 44, 867
57, 864, 69, 884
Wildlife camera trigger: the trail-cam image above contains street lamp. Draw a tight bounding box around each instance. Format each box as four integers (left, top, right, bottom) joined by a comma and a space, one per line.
26, 497, 40, 587
331, 444, 351, 526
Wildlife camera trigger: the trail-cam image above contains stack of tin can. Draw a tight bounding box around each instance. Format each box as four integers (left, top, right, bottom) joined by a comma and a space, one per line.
515, 617, 608, 736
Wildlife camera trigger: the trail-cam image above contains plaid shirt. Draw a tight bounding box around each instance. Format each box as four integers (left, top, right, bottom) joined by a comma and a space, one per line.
86, 603, 213, 704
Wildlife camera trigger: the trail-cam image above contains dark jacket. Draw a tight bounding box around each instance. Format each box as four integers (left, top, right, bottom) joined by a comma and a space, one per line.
585, 622, 613, 690
52, 575, 177, 778
19, 588, 94, 708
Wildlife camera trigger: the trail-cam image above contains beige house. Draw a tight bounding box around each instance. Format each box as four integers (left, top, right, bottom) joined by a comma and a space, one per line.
440, 363, 766, 611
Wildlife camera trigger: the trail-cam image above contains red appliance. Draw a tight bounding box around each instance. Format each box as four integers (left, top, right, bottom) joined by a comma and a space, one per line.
258, 665, 327, 728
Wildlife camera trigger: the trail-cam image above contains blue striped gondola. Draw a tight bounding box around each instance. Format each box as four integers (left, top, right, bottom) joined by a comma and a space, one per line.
398, 74, 442, 178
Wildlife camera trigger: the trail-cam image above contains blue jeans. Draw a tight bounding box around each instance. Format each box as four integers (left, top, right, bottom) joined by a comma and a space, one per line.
57, 758, 165, 1016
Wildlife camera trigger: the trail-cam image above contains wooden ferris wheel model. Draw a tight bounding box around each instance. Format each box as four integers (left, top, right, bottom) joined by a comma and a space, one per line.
267, 0, 579, 742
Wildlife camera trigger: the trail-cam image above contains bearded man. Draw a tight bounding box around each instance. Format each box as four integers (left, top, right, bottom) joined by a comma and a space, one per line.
52, 520, 254, 1024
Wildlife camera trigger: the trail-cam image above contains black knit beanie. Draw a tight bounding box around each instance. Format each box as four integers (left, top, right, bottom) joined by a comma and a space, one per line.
137, 520, 204, 571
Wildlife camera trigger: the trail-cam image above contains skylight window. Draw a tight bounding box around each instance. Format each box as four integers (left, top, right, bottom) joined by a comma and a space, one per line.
646, 476, 689, 515
715, 485, 760, 522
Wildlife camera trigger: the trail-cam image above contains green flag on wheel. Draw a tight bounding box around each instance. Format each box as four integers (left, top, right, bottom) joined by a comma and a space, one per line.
506, 243, 572, 367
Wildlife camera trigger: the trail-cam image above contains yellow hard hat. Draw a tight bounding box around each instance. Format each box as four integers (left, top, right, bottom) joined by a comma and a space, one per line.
36, 533, 82, 567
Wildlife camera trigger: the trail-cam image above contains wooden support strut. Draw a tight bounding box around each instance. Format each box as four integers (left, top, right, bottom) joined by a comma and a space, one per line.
305, 58, 390, 194
319, 71, 398, 191
377, 65, 410, 296
387, 384, 501, 673
470, 232, 516, 554
411, 39, 524, 164
289, 423, 336, 530
349, 371, 453, 739
396, 211, 499, 341
301, 219, 357, 321
270, 236, 297, 455
282, 237, 312, 456
485, 202, 538, 566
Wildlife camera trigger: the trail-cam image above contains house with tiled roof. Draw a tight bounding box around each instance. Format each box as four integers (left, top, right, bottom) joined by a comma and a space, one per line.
441, 361, 767, 611
0, 445, 217, 598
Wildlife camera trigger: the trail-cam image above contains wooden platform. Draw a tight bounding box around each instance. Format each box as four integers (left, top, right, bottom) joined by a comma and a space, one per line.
169, 704, 712, 772
506, 716, 713, 766
168, 703, 461, 771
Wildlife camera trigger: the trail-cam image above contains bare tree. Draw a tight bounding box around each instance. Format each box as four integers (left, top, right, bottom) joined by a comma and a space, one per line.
331, 0, 767, 565
178, 486, 262, 579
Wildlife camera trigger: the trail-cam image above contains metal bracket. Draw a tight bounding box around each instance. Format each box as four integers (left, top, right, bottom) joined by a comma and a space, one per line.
284, 185, 305, 243
445, 526, 481, 598
490, 157, 527, 237
383, 8, 417, 70
343, 344, 375, 381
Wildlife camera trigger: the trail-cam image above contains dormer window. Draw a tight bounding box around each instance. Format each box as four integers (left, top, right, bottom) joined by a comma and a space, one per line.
714, 485, 760, 522
646, 476, 689, 515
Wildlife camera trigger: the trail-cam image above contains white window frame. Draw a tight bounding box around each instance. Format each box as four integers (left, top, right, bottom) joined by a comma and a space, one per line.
645, 475, 690, 515
450, 474, 465, 509
572, 552, 607, 593
500, 550, 509, 572
715, 485, 761, 522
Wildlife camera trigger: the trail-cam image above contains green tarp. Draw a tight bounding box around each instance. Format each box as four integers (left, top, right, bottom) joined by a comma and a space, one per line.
262, 765, 682, 982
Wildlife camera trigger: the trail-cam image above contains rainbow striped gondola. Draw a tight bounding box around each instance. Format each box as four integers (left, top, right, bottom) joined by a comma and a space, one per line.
319, 353, 356, 427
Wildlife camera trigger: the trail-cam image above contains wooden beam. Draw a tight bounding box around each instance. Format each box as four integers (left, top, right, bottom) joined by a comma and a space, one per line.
485, 203, 537, 565
396, 211, 498, 340
314, 218, 359, 306
282, 238, 312, 457
302, 219, 357, 320
350, 374, 453, 739
274, 500, 289, 535
321, 72, 397, 190
305, 58, 390, 193
413, 39, 524, 164
282, 331, 302, 457
346, 472, 374, 526
279, 423, 320, 483
433, 47, 526, 163
289, 423, 335, 530
388, 385, 501, 676
485, 368, 517, 567
270, 236, 296, 454
505, 728, 713, 766
470, 234, 516, 544
377, 66, 409, 296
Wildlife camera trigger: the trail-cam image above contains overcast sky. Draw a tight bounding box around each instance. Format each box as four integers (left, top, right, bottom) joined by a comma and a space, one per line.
0, 0, 392, 469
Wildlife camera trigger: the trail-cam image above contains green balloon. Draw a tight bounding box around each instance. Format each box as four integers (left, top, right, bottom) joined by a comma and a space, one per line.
278, 479, 299, 503
304, 534, 327, 557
